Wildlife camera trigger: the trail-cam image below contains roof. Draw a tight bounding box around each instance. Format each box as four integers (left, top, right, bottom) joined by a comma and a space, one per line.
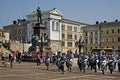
0, 29, 9, 32
62, 19, 89, 25
82, 20, 120, 29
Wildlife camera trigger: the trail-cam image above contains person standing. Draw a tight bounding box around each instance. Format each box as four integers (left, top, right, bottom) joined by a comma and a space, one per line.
17, 51, 21, 63
117, 53, 120, 72
36, 51, 41, 66
9, 51, 14, 68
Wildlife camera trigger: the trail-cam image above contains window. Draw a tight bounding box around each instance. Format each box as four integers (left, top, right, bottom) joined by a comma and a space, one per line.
62, 24, 65, 30
118, 37, 120, 42
74, 27, 77, 32
62, 41, 65, 46
52, 21, 55, 30
90, 47, 93, 51
67, 42, 72, 47
90, 39, 93, 44
85, 39, 87, 44
18, 29, 21, 34
85, 32, 87, 36
67, 34, 72, 39
112, 46, 114, 49
62, 34, 65, 39
75, 35, 77, 40
106, 38, 110, 42
67, 26, 72, 31
95, 38, 98, 43
112, 37, 114, 42
118, 45, 120, 49
101, 30, 103, 34
112, 29, 114, 34
56, 22, 59, 30
95, 31, 98, 34
2, 32, 4, 37
118, 29, 120, 33
107, 30, 109, 34
90, 32, 93, 35
85, 47, 87, 52
0, 33, 2, 37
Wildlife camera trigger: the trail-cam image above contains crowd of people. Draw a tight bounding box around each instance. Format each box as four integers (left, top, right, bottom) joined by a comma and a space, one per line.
0, 50, 22, 68
1, 49, 120, 75
37, 50, 120, 74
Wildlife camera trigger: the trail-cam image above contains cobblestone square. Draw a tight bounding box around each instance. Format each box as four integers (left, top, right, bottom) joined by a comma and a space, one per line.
0, 61, 120, 80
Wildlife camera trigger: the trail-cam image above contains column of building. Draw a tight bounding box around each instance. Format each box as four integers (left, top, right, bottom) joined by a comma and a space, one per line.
87, 31, 90, 45
93, 31, 95, 44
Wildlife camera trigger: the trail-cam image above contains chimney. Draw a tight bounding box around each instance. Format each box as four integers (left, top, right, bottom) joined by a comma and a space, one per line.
96, 21, 99, 24
18, 19, 21, 23
115, 19, 118, 22
23, 19, 26, 22
13, 21, 17, 24
104, 21, 107, 23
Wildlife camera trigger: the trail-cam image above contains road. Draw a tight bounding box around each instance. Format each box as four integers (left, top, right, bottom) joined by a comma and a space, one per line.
0, 60, 120, 80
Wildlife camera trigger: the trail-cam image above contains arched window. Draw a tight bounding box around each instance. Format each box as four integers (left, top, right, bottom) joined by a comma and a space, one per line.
52, 21, 55, 30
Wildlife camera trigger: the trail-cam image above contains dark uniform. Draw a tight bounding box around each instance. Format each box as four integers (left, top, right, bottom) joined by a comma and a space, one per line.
78, 53, 87, 73
117, 54, 120, 72
59, 53, 66, 74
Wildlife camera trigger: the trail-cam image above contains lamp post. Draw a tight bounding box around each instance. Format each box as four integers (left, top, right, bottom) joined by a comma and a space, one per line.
99, 24, 102, 48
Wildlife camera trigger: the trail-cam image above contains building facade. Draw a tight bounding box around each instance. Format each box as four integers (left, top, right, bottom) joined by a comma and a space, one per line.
61, 19, 87, 53
82, 20, 120, 53
3, 19, 28, 43
3, 19, 30, 52
26, 8, 87, 53
0, 29, 9, 43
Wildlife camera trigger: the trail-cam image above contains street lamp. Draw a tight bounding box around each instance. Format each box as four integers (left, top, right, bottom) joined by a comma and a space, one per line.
99, 24, 102, 48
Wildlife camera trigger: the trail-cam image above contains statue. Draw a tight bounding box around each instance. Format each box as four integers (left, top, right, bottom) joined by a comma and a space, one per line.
37, 6, 42, 24
44, 33, 49, 46
31, 34, 40, 46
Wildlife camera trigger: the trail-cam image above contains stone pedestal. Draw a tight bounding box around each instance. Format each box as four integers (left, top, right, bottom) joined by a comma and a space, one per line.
33, 23, 46, 37
28, 23, 47, 58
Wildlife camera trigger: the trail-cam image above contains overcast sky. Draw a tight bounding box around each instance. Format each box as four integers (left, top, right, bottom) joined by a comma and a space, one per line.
0, 0, 120, 28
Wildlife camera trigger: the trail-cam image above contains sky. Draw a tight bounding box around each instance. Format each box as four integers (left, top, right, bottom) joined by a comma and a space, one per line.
0, 0, 120, 28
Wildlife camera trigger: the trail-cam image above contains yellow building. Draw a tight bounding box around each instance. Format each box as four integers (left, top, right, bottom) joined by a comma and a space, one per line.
0, 29, 9, 43
0, 29, 10, 57
82, 20, 120, 53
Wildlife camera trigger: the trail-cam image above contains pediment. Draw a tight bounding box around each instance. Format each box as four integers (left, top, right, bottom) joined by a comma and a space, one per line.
50, 8, 63, 16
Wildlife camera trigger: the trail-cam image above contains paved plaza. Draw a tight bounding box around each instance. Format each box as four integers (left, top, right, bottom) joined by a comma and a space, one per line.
0, 60, 120, 80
